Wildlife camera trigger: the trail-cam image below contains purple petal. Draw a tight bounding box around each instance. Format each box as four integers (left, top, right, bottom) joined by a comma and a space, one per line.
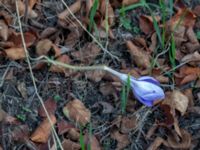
138, 76, 160, 85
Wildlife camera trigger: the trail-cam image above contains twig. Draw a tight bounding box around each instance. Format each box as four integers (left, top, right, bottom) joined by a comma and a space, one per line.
15, 1, 64, 150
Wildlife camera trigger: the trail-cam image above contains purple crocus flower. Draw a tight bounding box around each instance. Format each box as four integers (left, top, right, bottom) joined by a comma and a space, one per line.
105, 67, 165, 107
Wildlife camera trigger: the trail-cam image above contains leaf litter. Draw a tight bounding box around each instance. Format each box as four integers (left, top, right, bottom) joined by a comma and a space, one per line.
0, 0, 200, 149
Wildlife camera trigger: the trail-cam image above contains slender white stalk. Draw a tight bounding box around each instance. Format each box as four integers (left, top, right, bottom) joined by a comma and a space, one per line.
104, 66, 128, 81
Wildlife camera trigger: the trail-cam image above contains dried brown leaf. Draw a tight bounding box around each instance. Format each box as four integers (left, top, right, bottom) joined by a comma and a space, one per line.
172, 90, 189, 116
62, 139, 80, 150
58, 0, 81, 20
63, 99, 91, 126
84, 133, 101, 150
71, 43, 101, 64
38, 98, 57, 117
193, 5, 200, 16
30, 114, 57, 143
36, 39, 52, 56
17, 0, 38, 18
8, 32, 36, 48
57, 121, 74, 135
111, 130, 130, 150
167, 129, 191, 149
126, 40, 151, 69
85, 70, 105, 82
120, 116, 137, 134
122, 0, 139, 6
181, 51, 200, 63
5, 47, 26, 60
139, 15, 160, 35
147, 137, 165, 150
0, 20, 8, 41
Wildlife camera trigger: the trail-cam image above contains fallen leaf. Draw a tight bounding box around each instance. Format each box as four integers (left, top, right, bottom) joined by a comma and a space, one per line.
172, 90, 189, 116
181, 51, 200, 64
40, 27, 58, 39
111, 129, 130, 150
30, 114, 57, 143
57, 120, 74, 135
149, 32, 157, 53
0, 20, 8, 41
4, 47, 26, 60
84, 133, 101, 150
38, 98, 57, 117
68, 128, 80, 141
63, 99, 91, 126
17, 0, 38, 18
71, 43, 101, 64
147, 137, 165, 150
17, 81, 27, 99
122, 0, 139, 6
62, 139, 80, 150
85, 70, 105, 82
167, 129, 191, 149
36, 39, 53, 56
8, 32, 36, 48
58, 0, 81, 20
126, 40, 151, 69
100, 0, 115, 26
146, 124, 158, 139
120, 116, 137, 134
11, 125, 30, 142
29, 0, 37, 9
139, 15, 160, 35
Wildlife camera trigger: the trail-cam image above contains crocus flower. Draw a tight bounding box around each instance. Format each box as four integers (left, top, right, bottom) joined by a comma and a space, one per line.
105, 67, 165, 107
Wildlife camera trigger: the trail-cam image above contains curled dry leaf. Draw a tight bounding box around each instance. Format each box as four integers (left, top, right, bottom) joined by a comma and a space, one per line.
62, 139, 80, 150
0, 20, 8, 41
38, 98, 57, 117
4, 47, 26, 60
17, 0, 38, 18
167, 129, 191, 149
63, 99, 91, 126
30, 114, 56, 143
126, 40, 151, 69
84, 133, 101, 150
58, 0, 81, 20
111, 129, 130, 150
